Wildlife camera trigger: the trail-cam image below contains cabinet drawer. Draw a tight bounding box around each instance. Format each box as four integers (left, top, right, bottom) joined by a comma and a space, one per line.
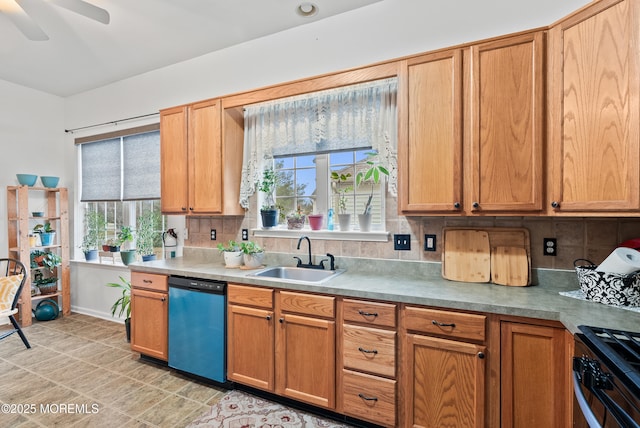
404, 306, 486, 342
343, 299, 396, 328
279, 291, 334, 318
131, 272, 168, 292
228, 284, 273, 309
342, 369, 396, 427
343, 324, 396, 378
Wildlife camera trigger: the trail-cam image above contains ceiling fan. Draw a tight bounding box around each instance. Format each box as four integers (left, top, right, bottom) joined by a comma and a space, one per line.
1, 0, 110, 41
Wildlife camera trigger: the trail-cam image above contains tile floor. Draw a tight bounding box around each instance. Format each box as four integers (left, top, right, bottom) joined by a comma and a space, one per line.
0, 313, 226, 427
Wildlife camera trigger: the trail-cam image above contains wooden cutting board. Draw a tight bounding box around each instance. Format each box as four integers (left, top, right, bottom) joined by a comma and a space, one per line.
442, 229, 491, 282
491, 246, 529, 286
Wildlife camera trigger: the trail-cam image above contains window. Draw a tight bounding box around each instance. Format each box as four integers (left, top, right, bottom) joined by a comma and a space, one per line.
76, 125, 165, 259
273, 149, 386, 230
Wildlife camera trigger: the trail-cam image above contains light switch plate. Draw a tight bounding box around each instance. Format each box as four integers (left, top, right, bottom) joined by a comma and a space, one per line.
210, 229, 216, 240
394, 234, 411, 251
424, 234, 436, 251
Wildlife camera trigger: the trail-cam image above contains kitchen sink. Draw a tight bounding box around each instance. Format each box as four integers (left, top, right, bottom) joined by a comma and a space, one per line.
248, 266, 345, 284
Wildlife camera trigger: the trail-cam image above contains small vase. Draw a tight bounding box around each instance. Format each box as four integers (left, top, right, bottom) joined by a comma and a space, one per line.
358, 214, 372, 232
308, 214, 323, 230
223, 251, 243, 267
338, 214, 351, 231
243, 252, 264, 268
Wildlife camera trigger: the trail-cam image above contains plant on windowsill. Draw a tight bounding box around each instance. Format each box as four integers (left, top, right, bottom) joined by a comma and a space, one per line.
80, 210, 105, 261
240, 241, 265, 269
217, 240, 243, 267
118, 226, 137, 265
258, 167, 279, 229
286, 206, 306, 230
136, 211, 159, 261
105, 275, 131, 342
355, 151, 389, 232
331, 171, 353, 231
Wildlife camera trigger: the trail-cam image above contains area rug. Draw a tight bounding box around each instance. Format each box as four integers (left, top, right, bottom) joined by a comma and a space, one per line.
187, 390, 355, 428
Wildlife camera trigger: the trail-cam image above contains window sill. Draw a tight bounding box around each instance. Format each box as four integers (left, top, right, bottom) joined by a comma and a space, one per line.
253, 228, 390, 242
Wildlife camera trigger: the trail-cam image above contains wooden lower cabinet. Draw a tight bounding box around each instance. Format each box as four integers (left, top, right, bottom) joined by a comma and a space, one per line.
227, 284, 275, 391
405, 334, 486, 427
130, 272, 168, 361
276, 291, 336, 409
500, 320, 570, 428
342, 369, 396, 427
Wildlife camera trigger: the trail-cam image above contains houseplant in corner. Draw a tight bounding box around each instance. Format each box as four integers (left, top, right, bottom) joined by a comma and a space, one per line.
331, 171, 352, 231
118, 226, 136, 265
105, 275, 131, 342
240, 241, 265, 268
258, 167, 279, 229
217, 240, 243, 267
136, 211, 159, 261
355, 151, 389, 232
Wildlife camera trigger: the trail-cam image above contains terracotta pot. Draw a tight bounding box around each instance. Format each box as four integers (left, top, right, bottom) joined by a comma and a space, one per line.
308, 214, 323, 230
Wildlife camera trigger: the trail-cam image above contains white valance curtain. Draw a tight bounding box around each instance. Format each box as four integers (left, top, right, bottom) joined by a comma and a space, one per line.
239, 77, 398, 209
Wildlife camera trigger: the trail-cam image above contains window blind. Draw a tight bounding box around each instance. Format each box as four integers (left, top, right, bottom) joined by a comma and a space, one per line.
80, 130, 160, 202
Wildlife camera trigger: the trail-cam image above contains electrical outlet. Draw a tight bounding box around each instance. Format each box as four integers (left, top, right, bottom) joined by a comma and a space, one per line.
242, 229, 249, 240
424, 234, 436, 251
394, 234, 411, 251
210, 229, 216, 241
543, 238, 557, 256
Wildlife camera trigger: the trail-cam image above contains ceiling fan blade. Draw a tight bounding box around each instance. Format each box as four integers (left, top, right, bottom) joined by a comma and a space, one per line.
48, 0, 110, 24
2, 2, 49, 40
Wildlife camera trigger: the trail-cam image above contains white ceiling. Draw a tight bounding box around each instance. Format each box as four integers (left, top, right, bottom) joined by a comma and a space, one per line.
0, 0, 382, 97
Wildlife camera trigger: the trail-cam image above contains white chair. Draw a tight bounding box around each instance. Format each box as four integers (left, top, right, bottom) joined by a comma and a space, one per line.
0, 258, 31, 349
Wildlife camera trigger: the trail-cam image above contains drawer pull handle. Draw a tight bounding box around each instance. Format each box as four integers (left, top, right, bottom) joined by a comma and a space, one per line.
143, 279, 153, 283
358, 393, 378, 402
432, 320, 456, 328
358, 310, 378, 318
358, 347, 378, 355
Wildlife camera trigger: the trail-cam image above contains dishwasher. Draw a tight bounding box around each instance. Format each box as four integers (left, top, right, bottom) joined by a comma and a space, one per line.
168, 276, 226, 384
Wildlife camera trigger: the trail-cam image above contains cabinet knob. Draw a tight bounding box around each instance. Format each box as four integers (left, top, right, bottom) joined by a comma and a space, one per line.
477, 352, 485, 359
551, 201, 560, 209
266, 315, 272, 321
189, 207, 194, 211
453, 202, 461, 209
472, 202, 479, 209
279, 318, 284, 323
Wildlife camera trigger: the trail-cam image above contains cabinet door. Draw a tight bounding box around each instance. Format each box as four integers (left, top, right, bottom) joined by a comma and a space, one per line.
277, 313, 336, 409
227, 304, 275, 391
500, 322, 568, 428
188, 99, 223, 214
468, 32, 544, 213
130, 288, 168, 361
405, 334, 485, 428
160, 106, 189, 214
548, 0, 640, 212
399, 49, 464, 213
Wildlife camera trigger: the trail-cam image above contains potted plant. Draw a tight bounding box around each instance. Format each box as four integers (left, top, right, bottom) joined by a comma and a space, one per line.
355, 151, 389, 232
258, 167, 279, 229
33, 222, 56, 246
136, 211, 159, 261
118, 226, 136, 265
81, 210, 105, 261
217, 240, 243, 267
41, 252, 62, 272
105, 275, 131, 342
33, 272, 58, 295
105, 238, 120, 252
331, 171, 352, 231
308, 213, 324, 230
286, 206, 306, 230
240, 241, 265, 268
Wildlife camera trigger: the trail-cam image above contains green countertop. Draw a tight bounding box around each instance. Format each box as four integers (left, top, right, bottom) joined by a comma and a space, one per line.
129, 251, 640, 334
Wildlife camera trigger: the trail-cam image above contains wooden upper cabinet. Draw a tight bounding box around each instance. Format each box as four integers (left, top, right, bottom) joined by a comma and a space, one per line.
188, 99, 223, 214
160, 99, 244, 215
467, 31, 545, 213
548, 0, 640, 213
160, 106, 189, 213
399, 49, 464, 213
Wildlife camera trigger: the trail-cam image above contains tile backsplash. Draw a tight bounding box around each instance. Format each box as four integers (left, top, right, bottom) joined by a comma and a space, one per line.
184, 196, 640, 271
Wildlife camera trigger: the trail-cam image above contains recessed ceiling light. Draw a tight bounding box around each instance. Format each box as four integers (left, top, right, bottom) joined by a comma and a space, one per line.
297, 2, 318, 17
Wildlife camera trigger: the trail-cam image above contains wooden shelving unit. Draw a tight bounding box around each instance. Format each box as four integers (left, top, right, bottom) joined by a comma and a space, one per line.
6, 185, 70, 326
